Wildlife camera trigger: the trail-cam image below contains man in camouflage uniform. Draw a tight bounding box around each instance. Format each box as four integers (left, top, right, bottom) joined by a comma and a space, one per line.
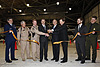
17, 21, 31, 61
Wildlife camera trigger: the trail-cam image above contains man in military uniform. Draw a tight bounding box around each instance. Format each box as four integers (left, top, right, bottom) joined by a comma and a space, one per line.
85, 16, 100, 63
31, 19, 49, 61
17, 21, 31, 61
4, 18, 18, 63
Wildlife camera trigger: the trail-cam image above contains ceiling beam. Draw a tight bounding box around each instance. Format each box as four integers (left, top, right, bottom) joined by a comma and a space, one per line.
84, 0, 94, 13
65, 16, 76, 22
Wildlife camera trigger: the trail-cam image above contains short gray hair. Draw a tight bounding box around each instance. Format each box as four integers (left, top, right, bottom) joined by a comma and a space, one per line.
20, 21, 25, 24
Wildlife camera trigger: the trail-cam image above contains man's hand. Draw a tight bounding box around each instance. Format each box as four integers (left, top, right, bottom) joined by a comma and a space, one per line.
18, 41, 20, 45
47, 29, 53, 33
45, 33, 49, 37
9, 30, 12, 33
92, 31, 95, 34
77, 32, 81, 36
74, 40, 76, 44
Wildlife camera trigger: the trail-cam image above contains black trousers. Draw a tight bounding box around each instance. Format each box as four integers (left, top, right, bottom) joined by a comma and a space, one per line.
5, 41, 15, 61
76, 41, 86, 61
40, 39, 48, 60
52, 43, 60, 61
86, 37, 97, 60
61, 42, 68, 61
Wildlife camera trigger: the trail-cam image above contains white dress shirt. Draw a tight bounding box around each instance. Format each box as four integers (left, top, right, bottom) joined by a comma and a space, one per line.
52, 24, 57, 31
78, 23, 82, 31
9, 24, 12, 26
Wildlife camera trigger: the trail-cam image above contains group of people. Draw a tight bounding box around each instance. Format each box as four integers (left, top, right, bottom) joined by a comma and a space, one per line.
17, 18, 68, 63
74, 16, 100, 64
4, 16, 100, 64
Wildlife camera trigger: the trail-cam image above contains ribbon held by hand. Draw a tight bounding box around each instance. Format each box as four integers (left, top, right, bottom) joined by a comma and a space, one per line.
53, 31, 100, 45
0, 30, 39, 45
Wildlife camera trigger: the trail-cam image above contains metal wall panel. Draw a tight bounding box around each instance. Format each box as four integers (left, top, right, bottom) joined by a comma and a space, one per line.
85, 3, 100, 24
92, 5, 98, 13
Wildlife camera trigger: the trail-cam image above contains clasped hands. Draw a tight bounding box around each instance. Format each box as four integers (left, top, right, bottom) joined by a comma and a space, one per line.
48, 29, 53, 33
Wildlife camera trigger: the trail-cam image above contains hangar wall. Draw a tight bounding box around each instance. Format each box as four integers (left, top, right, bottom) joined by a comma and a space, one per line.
85, 3, 100, 23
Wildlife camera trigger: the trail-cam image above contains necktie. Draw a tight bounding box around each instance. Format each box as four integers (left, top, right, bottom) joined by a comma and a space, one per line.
53, 26, 55, 30
44, 26, 46, 30
78, 25, 81, 31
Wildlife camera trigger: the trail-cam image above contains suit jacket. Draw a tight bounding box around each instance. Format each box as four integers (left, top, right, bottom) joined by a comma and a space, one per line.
4, 23, 17, 42
51, 25, 59, 42
38, 25, 48, 42
55, 23, 68, 41
74, 24, 87, 43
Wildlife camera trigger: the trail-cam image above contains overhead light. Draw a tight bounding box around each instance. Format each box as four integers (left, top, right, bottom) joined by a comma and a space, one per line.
0, 5, 1, 8
56, 2, 59, 5
44, 12, 48, 14
26, 4, 30, 7
19, 10, 22, 12
43, 9, 46, 11
65, 11, 68, 13
21, 13, 26, 15
69, 8, 72, 10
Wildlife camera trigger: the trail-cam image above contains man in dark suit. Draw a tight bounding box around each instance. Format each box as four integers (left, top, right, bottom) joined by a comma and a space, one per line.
38, 19, 49, 62
48, 19, 60, 62
52, 18, 68, 63
74, 18, 87, 64
4, 18, 18, 63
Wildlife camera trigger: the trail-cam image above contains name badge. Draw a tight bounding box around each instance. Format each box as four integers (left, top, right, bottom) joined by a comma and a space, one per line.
93, 28, 95, 30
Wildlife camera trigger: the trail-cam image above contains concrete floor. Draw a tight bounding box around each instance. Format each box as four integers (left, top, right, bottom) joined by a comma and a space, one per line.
0, 42, 100, 67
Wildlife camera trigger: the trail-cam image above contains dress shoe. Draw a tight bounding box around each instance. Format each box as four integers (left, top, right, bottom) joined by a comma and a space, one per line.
92, 60, 96, 63
11, 58, 18, 60
40, 60, 42, 62
81, 61, 85, 64
6, 60, 12, 63
27, 57, 33, 59
85, 58, 90, 60
33, 58, 37, 61
61, 58, 64, 60
45, 58, 48, 61
36, 57, 40, 59
75, 59, 81, 61
22, 59, 25, 61
55, 60, 59, 62
61, 60, 67, 63
51, 58, 55, 61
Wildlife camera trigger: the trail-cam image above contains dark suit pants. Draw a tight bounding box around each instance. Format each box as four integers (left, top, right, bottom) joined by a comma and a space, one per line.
40, 39, 48, 60
5, 41, 15, 61
52, 43, 60, 61
61, 42, 68, 61
76, 41, 86, 61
